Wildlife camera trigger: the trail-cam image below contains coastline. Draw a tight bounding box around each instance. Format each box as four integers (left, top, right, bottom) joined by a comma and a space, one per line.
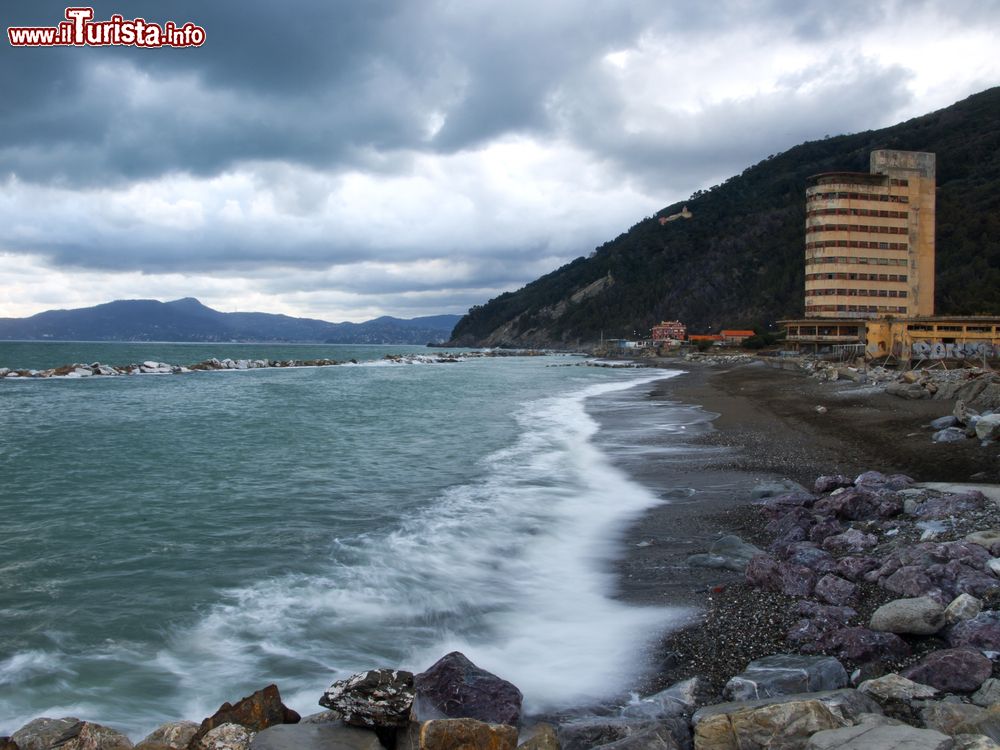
608, 358, 1000, 696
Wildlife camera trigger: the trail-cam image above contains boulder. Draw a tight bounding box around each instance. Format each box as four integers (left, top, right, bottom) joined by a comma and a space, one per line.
946, 594, 984, 624
745, 554, 817, 597
688, 534, 765, 572
589, 725, 681, 749
516, 723, 560, 750
11, 718, 82, 750
815, 575, 859, 606
806, 718, 952, 750
297, 712, 341, 725
912, 493, 988, 520
196, 724, 252, 750
947, 611, 1000, 650
930, 416, 960, 430
968, 531, 1000, 552
319, 669, 414, 728
858, 674, 938, 703
557, 719, 660, 750
724, 654, 847, 701
870, 597, 946, 635
933, 427, 969, 443
620, 677, 702, 720
974, 679, 1000, 708
750, 480, 810, 501
902, 648, 992, 693
815, 475, 854, 494
822, 529, 878, 555
952, 734, 1000, 749
921, 701, 988, 736
692, 689, 879, 750
815, 627, 911, 663
782, 544, 838, 575
837, 556, 880, 583
976, 414, 1000, 441
814, 489, 882, 521
34, 722, 133, 750
809, 517, 846, 545
412, 652, 522, 727
951, 704, 1000, 743
137, 722, 199, 749
189, 685, 298, 749
249, 723, 383, 750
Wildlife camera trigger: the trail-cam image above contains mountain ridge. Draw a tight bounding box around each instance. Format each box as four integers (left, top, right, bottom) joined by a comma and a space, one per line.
0, 298, 461, 345
448, 86, 1000, 347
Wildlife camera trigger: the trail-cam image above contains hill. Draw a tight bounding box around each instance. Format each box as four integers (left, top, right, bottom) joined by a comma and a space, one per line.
448, 87, 1000, 347
0, 298, 461, 344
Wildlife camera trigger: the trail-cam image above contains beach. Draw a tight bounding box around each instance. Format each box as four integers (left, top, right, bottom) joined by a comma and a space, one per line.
608, 357, 1000, 699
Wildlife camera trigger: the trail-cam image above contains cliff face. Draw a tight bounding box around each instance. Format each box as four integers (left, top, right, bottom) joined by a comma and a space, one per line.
448, 87, 1000, 347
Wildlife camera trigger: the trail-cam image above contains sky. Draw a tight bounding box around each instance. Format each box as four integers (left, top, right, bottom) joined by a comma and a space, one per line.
1, 1, 998, 322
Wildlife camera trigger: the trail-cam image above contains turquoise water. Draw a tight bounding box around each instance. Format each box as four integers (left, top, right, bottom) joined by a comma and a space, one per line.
0, 344, 689, 737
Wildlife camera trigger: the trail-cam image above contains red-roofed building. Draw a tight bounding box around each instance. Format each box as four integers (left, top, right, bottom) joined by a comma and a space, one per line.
721, 329, 756, 345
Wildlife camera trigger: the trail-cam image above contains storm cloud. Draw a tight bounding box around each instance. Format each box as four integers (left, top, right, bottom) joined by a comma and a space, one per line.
1, 0, 998, 320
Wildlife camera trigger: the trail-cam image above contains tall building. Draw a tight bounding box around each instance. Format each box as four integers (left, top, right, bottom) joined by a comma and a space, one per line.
804, 149, 936, 319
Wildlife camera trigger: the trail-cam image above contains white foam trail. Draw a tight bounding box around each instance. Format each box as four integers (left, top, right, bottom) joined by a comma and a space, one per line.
150, 370, 690, 724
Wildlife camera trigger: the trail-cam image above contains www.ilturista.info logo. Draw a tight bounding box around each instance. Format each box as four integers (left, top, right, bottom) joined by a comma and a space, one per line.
8, 7, 206, 47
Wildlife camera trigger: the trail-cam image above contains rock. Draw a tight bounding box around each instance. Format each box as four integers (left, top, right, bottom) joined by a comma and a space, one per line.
30, 722, 133, 750
858, 673, 939, 703
249, 723, 383, 750
398, 718, 518, 750
934, 427, 969, 443
956, 400, 976, 425
589, 725, 681, 749
815, 574, 859, 606
724, 654, 848, 701
688, 535, 764, 572
692, 689, 879, 750
196, 724, 253, 750
953, 734, 1000, 749
814, 488, 882, 521
947, 594, 984, 624
745, 554, 816, 597
750, 480, 810, 500
412, 652, 522, 727
297, 712, 341, 725
921, 701, 988, 735
902, 648, 993, 693
189, 685, 299, 749
319, 669, 414, 728
870, 597, 946, 635
838, 556, 880, 582
930, 415, 960, 430
806, 719, 953, 750
815, 626, 911, 663
137, 722, 199, 749
822, 529, 878, 554
783, 545, 838, 575
620, 677, 702, 720
755, 493, 818, 516
809, 517, 845, 545
815, 475, 854, 493
969, 531, 1000, 552
977, 414, 1000, 441
947, 611, 1000, 650
557, 719, 656, 750
974, 679, 1000, 708
880, 566, 938, 598
912, 493, 988, 520
516, 723, 560, 750
11, 718, 82, 750
953, 704, 1000, 743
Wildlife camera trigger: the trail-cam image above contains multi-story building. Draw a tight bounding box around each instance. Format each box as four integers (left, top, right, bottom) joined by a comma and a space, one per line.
651, 320, 687, 341
804, 149, 936, 319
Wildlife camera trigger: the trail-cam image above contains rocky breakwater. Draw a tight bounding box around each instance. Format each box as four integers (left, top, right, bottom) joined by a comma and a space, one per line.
0, 350, 551, 380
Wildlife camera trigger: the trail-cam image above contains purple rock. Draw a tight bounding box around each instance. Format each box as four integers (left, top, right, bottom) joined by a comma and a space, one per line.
809, 518, 845, 544
814, 475, 854, 493
815, 574, 859, 606
885, 474, 915, 490
413, 652, 523, 726
814, 489, 881, 521
816, 626, 911, 663
855, 470, 890, 486
791, 601, 858, 624
947, 611, 1000, 650
745, 554, 816, 597
837, 556, 880, 583
782, 543, 838, 575
901, 647, 992, 693
881, 566, 938, 598
765, 507, 814, 535
822, 529, 878, 554
754, 492, 818, 515
911, 492, 988, 520
876, 495, 904, 519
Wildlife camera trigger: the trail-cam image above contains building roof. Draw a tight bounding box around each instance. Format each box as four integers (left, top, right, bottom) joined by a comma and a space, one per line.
721, 329, 755, 336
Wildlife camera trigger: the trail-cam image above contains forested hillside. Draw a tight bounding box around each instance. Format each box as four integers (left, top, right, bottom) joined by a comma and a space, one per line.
449, 87, 1000, 347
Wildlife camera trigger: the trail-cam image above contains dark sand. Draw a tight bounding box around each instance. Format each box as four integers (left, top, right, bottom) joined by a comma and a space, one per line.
607, 358, 1000, 697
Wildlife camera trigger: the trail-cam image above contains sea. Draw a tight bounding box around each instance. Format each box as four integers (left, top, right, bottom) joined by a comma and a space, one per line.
0, 342, 700, 738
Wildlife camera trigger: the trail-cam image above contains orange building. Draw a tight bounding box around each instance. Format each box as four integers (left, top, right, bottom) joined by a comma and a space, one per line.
721, 329, 755, 345
652, 320, 687, 341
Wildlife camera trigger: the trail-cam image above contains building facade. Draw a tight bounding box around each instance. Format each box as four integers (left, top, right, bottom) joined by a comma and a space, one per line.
804, 149, 936, 319
651, 320, 687, 341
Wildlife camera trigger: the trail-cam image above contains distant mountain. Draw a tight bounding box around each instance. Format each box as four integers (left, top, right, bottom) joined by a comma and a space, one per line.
448, 86, 1000, 347
0, 298, 462, 344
